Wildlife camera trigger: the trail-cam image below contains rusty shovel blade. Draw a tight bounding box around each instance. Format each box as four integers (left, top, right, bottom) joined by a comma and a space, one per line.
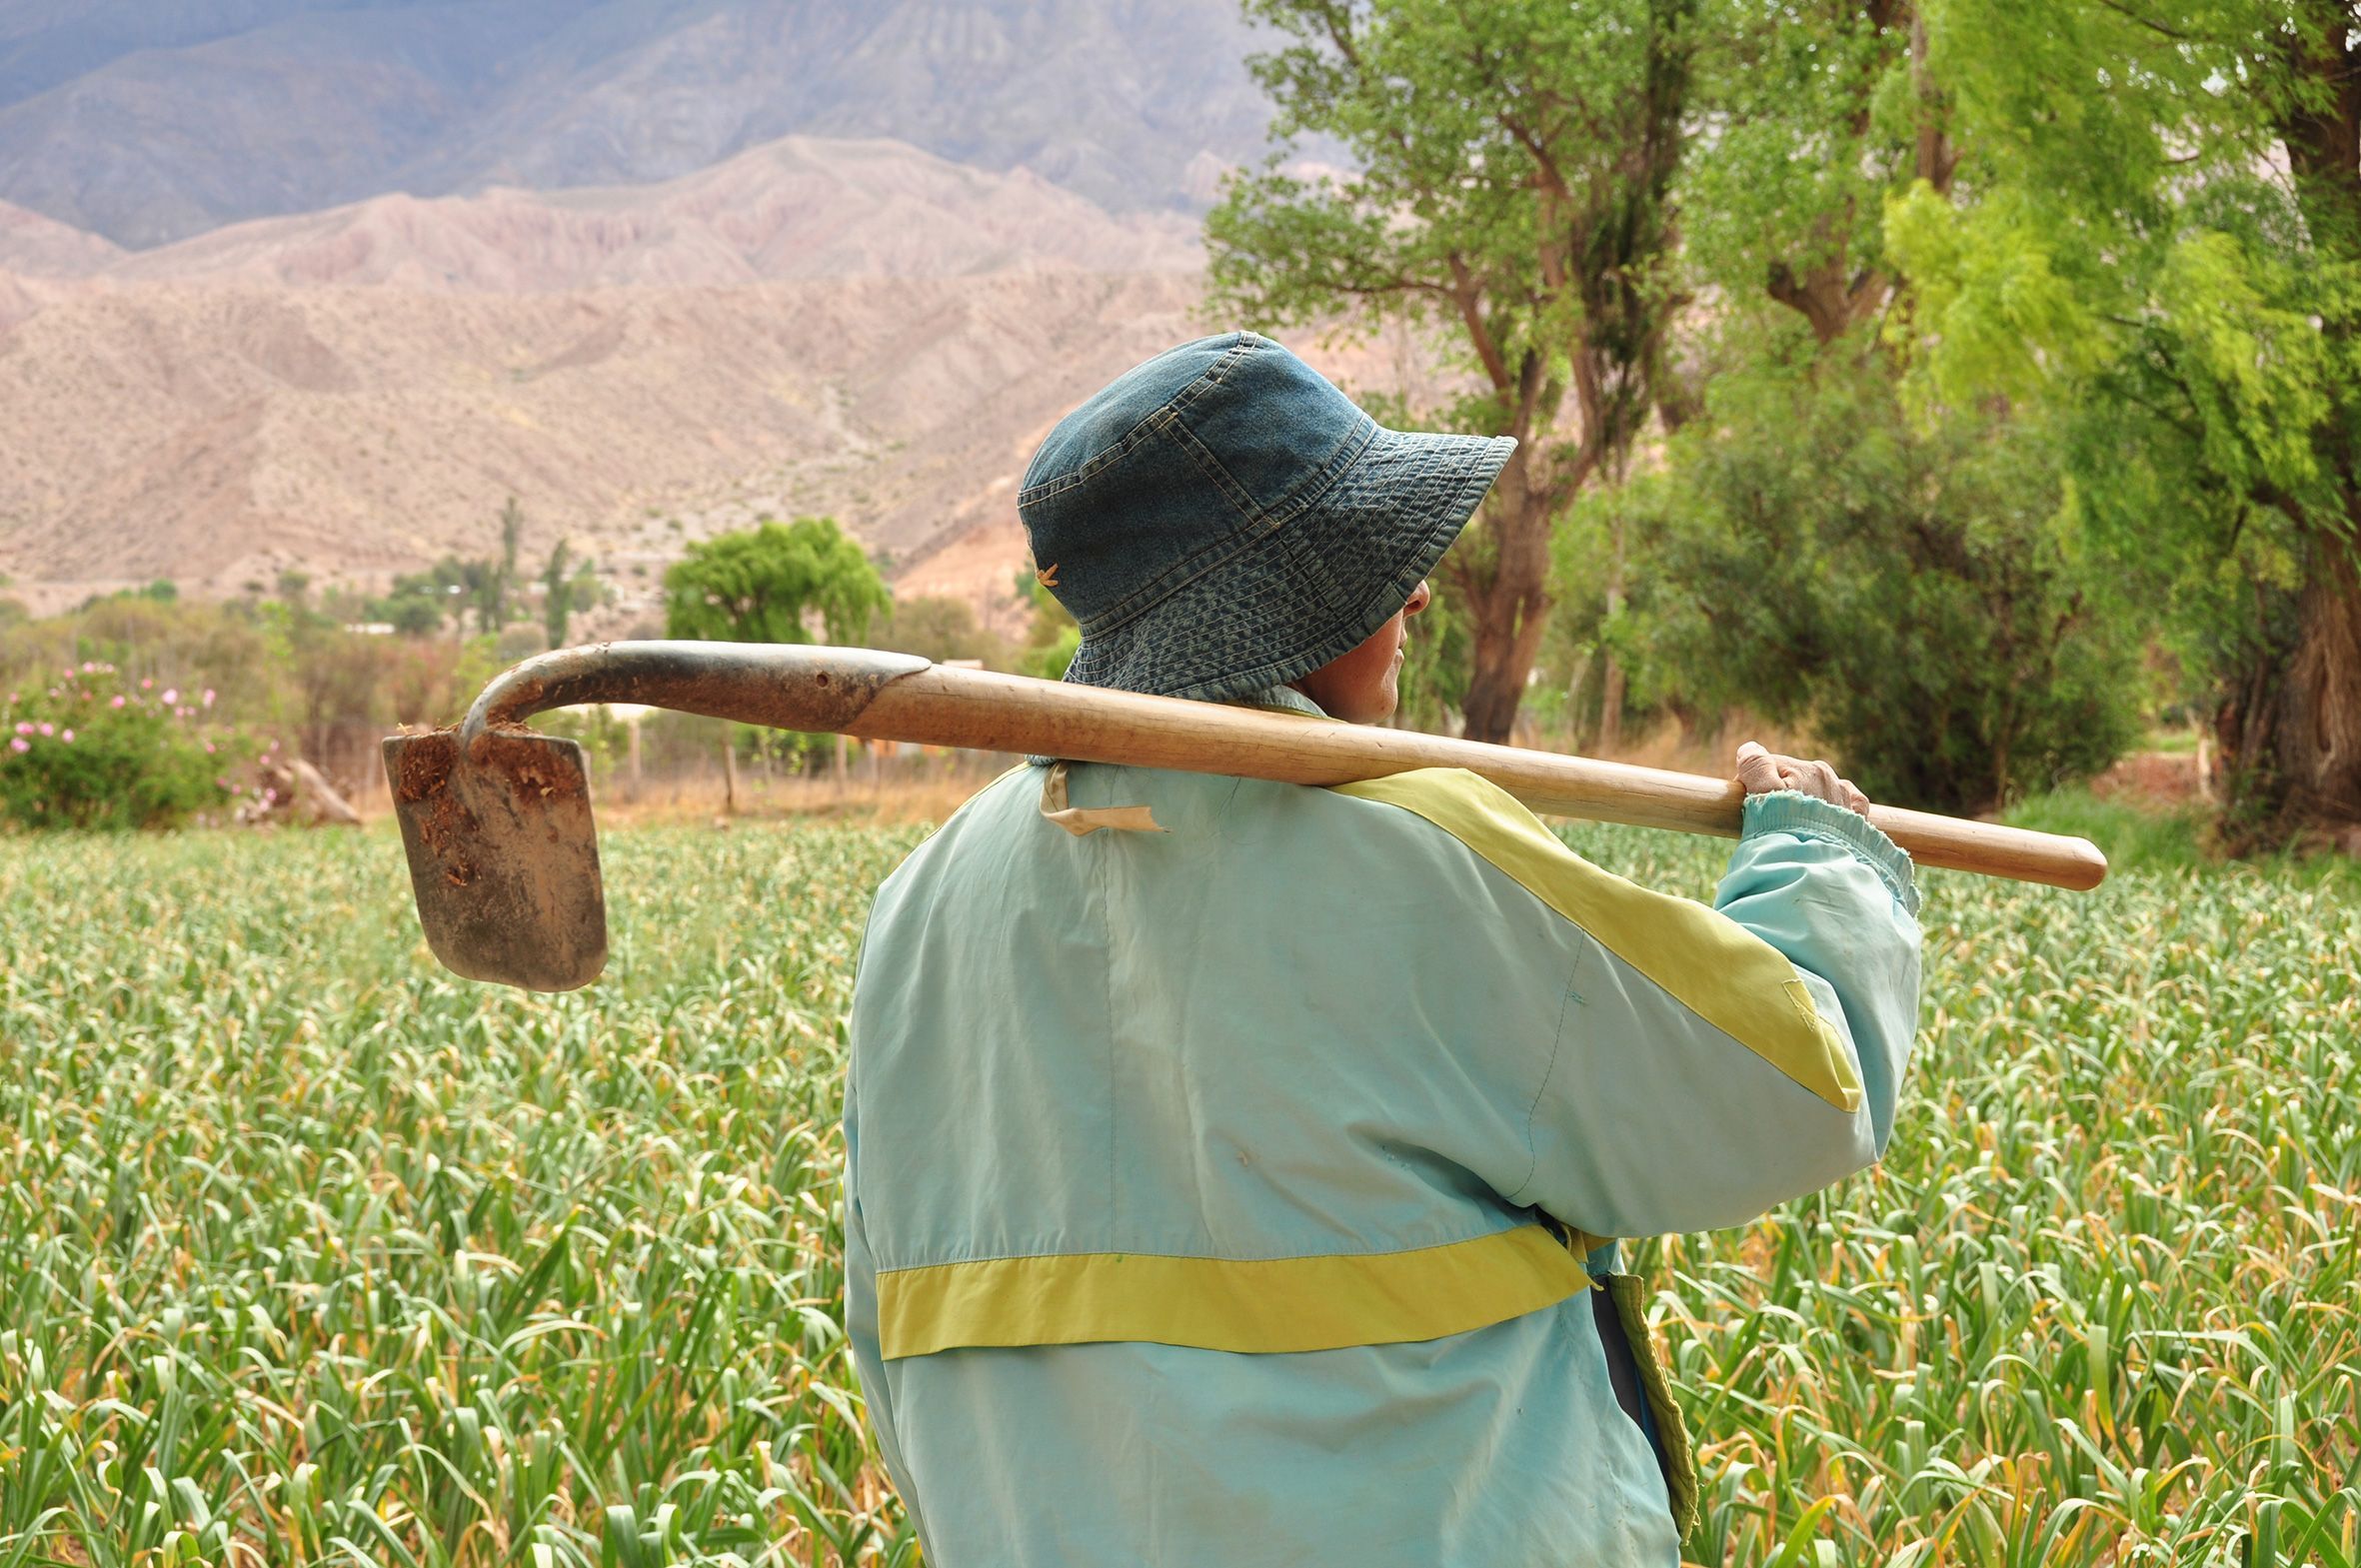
384, 729, 608, 992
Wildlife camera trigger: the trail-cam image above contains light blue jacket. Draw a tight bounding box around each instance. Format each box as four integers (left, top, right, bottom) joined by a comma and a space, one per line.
845, 696, 1922, 1566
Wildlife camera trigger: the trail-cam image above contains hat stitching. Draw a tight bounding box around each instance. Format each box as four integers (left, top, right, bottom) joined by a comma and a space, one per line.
1017, 335, 1260, 507
1163, 415, 1266, 530
1081, 430, 1463, 642
1247, 414, 1382, 531
1019, 413, 1166, 506
1149, 513, 1458, 702
1070, 426, 1377, 641
1077, 422, 1491, 642
1108, 497, 1463, 703
1073, 501, 1266, 638
1066, 432, 1511, 702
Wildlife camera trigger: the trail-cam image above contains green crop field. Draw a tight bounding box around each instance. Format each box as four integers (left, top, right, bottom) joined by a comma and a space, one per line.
1, 820, 2355, 1566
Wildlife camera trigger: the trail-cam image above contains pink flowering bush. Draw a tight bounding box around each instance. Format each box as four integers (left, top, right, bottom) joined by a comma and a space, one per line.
0, 664, 254, 829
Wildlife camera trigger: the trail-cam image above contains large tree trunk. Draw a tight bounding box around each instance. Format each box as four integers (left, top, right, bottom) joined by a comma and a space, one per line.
1596, 510, 1628, 754
2250, 3, 2361, 844
1456, 456, 1555, 745
2272, 537, 2361, 835
2214, 535, 2361, 847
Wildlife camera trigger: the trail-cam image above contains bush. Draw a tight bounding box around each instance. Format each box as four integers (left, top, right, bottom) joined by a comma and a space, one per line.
0, 663, 253, 829
1616, 352, 2146, 814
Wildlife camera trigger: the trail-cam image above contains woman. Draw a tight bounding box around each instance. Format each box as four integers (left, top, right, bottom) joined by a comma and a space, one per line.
843, 332, 1922, 1565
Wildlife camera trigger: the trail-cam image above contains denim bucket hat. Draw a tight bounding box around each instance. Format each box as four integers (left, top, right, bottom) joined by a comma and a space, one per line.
1019, 332, 1515, 705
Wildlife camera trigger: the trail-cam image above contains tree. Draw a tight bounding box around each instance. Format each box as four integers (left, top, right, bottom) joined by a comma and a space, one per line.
665, 516, 888, 812
1623, 345, 2144, 811
875, 595, 1013, 668
1683, 0, 1954, 353
489, 496, 526, 633
1592, 0, 2142, 808
1888, 0, 2361, 844
664, 517, 889, 647
382, 587, 446, 637
1207, 0, 1697, 744
540, 540, 604, 650
541, 540, 573, 648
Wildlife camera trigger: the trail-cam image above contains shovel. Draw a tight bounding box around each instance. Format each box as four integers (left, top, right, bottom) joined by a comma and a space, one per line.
385, 641, 2107, 991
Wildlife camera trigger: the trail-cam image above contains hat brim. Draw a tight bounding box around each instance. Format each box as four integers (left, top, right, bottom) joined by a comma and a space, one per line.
1062, 427, 1516, 705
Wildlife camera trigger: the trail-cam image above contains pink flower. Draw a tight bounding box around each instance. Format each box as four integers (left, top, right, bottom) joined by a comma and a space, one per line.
203, 742, 216, 755
36, 723, 52, 737
110, 696, 126, 710
140, 678, 153, 690
202, 689, 216, 708
80, 662, 94, 674
8, 738, 25, 755
162, 688, 178, 706
60, 730, 72, 744
12, 722, 28, 736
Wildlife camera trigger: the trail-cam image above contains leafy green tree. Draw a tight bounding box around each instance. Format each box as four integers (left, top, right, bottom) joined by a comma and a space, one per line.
875, 595, 1013, 668
1682, 0, 1953, 353
1887, 0, 2361, 843
0, 663, 252, 829
490, 496, 526, 633
539, 540, 604, 650
542, 539, 573, 648
1207, 0, 1697, 743
1623, 348, 2145, 811
664, 517, 889, 647
1608, 0, 2139, 807
380, 586, 446, 637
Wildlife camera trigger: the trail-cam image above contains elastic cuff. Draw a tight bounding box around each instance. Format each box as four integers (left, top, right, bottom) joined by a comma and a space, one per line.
1741, 789, 1922, 917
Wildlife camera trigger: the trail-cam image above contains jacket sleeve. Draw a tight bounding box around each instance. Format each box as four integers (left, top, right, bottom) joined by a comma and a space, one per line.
1332, 774, 1922, 1240
1517, 787, 1922, 1237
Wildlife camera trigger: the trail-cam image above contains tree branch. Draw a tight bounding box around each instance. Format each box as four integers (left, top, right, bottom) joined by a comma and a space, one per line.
1446, 253, 1514, 393
2091, 0, 2196, 41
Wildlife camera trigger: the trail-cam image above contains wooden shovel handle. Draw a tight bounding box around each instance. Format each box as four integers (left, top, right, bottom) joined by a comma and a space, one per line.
469, 643, 2107, 890
847, 665, 2106, 890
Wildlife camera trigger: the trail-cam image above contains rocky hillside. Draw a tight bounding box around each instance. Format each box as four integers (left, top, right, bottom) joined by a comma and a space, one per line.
0, 0, 1279, 247
100, 136, 1199, 291
0, 268, 1210, 624
0, 131, 1442, 629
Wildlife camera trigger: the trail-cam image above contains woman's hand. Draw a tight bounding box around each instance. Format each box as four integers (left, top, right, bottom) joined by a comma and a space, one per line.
1734, 741, 1872, 817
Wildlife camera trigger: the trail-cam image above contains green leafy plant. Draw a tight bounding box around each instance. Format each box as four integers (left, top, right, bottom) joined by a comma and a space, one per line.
1615, 346, 2145, 813
665, 517, 889, 647
0, 662, 253, 830
0, 818, 2352, 1561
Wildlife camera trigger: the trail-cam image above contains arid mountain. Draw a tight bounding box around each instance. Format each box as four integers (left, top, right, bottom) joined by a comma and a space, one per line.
103, 136, 1198, 291
0, 0, 1280, 248
0, 268, 1210, 626
0, 129, 1437, 634
0, 196, 118, 274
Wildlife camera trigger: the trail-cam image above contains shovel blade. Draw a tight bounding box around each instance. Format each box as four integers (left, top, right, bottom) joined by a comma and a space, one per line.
384, 730, 608, 991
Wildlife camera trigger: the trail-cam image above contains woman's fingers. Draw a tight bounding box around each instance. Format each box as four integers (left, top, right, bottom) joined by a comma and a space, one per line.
1733, 741, 1785, 795
1735, 742, 1874, 817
